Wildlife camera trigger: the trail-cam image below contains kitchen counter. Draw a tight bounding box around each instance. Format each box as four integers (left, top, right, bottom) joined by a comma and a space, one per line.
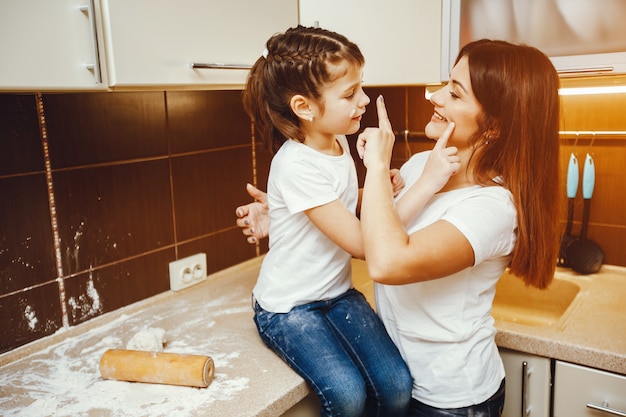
0, 258, 308, 417
1, 257, 625, 416
493, 263, 626, 374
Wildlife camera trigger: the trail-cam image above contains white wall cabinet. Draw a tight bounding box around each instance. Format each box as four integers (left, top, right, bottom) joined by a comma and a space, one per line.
100, 0, 298, 89
0, 0, 107, 91
554, 360, 626, 417
299, 0, 442, 86
499, 348, 551, 417
1, 0, 298, 91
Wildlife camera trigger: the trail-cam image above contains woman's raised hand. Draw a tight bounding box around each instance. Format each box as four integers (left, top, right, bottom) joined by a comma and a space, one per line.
419, 122, 459, 194
235, 183, 269, 244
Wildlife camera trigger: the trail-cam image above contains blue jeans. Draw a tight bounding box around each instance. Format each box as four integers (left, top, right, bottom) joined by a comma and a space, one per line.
408, 379, 505, 417
253, 288, 412, 417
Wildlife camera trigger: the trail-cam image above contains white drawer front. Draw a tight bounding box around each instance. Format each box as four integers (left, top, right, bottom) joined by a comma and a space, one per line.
554, 361, 626, 417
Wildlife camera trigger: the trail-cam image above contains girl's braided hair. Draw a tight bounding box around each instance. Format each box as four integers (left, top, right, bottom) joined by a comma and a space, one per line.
243, 25, 365, 153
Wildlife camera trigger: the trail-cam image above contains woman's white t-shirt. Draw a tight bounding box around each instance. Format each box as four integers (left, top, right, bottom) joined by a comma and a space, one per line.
376, 151, 517, 408
253, 136, 358, 313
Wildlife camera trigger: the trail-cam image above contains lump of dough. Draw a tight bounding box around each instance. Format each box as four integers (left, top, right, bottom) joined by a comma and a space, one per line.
126, 327, 167, 352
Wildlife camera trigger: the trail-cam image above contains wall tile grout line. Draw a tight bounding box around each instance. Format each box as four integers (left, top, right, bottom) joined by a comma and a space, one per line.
250, 119, 260, 258
35, 93, 69, 329
164, 91, 179, 261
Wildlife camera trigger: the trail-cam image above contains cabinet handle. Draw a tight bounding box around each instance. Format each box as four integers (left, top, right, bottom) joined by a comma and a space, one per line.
587, 402, 626, 417
521, 361, 531, 417
79, 0, 102, 83
191, 63, 252, 70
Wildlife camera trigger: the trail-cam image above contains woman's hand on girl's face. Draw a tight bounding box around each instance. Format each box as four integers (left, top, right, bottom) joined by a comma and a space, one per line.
357, 95, 395, 169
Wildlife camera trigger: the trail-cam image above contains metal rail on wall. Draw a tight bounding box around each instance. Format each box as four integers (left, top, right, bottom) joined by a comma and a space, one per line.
560, 130, 626, 139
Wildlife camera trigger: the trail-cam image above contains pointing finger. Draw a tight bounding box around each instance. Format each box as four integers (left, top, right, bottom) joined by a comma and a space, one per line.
376, 95, 392, 131
434, 122, 455, 150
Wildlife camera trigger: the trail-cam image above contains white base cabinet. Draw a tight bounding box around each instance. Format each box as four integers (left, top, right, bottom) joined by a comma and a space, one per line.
499, 348, 551, 417
554, 360, 626, 417
279, 355, 626, 417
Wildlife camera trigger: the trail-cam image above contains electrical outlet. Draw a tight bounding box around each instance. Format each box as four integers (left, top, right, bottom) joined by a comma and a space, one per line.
169, 253, 207, 291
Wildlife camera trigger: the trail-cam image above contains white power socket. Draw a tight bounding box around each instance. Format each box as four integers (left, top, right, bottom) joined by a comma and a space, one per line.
169, 253, 207, 291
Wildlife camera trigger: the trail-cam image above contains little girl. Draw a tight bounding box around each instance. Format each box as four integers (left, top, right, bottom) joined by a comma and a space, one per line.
243, 26, 412, 417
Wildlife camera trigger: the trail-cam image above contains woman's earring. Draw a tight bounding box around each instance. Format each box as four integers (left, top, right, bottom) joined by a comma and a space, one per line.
308, 114, 313, 123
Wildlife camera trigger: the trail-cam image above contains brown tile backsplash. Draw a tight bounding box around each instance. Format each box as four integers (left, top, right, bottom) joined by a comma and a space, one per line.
171, 148, 252, 240
62, 248, 174, 326
178, 229, 258, 276
0, 95, 43, 176
0, 281, 64, 353
1, 85, 625, 355
43, 92, 168, 168
52, 159, 175, 275
167, 90, 251, 152
0, 174, 56, 294
0, 90, 255, 353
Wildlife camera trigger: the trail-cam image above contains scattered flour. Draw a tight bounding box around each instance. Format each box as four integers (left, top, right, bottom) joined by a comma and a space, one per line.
0, 298, 253, 417
67, 271, 102, 322
24, 305, 38, 331
126, 327, 167, 352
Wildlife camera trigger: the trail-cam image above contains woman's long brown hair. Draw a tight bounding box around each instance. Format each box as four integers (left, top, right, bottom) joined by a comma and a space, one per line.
458, 39, 562, 289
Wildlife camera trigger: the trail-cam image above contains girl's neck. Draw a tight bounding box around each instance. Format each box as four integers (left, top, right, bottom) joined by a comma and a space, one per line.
303, 133, 343, 156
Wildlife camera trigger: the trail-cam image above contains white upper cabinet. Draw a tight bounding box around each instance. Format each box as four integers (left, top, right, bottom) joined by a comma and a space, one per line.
101, 0, 298, 89
0, 0, 107, 91
0, 0, 298, 91
299, 0, 442, 86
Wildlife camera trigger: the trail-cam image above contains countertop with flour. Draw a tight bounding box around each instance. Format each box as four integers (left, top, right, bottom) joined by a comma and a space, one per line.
0, 258, 308, 417
1, 256, 625, 416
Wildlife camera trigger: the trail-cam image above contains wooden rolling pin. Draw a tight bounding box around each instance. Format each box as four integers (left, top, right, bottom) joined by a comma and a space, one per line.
100, 349, 214, 388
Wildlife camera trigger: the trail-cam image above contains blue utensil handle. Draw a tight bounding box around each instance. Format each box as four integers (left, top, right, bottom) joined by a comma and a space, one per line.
582, 153, 595, 199
566, 153, 579, 199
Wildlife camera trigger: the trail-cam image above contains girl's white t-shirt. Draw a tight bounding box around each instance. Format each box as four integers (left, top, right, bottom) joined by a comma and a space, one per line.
253, 136, 358, 313
376, 151, 517, 408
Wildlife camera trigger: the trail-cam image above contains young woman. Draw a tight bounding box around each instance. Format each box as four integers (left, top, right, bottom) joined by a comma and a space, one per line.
237, 39, 562, 417
358, 39, 561, 416
242, 25, 412, 417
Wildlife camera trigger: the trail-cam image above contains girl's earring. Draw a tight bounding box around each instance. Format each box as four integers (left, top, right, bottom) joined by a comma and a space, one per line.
308, 115, 313, 123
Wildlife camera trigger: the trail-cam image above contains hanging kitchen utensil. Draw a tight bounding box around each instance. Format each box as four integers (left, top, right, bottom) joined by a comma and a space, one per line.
557, 153, 579, 267
566, 153, 604, 274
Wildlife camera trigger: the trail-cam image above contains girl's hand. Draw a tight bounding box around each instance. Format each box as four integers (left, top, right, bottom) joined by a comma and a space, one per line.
357, 96, 395, 170
390, 169, 405, 197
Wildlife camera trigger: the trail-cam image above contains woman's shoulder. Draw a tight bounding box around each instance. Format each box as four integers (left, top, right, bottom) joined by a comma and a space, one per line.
458, 184, 514, 207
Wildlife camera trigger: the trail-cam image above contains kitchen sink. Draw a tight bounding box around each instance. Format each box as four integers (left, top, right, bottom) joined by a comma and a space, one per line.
492, 270, 581, 327
351, 259, 583, 328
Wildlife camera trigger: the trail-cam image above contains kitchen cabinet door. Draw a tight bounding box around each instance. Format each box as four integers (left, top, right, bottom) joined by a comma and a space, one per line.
554, 360, 626, 417
299, 0, 442, 86
100, 0, 298, 89
0, 0, 107, 91
499, 348, 551, 417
